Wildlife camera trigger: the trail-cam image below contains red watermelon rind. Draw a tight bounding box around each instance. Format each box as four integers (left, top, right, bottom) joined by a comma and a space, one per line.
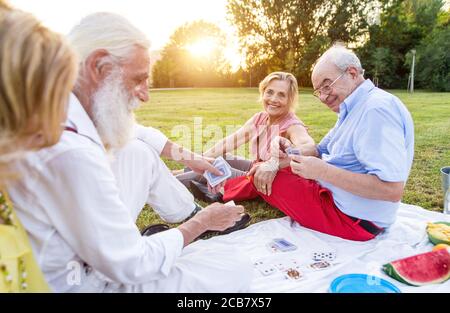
427, 222, 450, 245
382, 249, 450, 286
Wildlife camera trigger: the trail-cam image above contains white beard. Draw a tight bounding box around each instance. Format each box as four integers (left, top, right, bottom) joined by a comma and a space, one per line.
91, 70, 139, 151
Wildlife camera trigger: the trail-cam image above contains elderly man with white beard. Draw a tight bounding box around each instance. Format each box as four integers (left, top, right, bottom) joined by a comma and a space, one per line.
7, 12, 253, 292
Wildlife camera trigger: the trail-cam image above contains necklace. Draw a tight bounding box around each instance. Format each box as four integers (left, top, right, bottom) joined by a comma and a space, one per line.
0, 191, 28, 291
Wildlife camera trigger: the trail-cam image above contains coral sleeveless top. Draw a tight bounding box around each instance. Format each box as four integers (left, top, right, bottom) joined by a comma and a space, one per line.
250, 111, 305, 162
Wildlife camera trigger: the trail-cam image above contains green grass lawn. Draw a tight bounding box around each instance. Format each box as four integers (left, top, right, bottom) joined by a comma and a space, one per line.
135, 88, 450, 229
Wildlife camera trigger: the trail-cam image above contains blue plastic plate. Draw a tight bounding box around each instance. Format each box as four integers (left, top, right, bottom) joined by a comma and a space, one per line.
329, 274, 401, 293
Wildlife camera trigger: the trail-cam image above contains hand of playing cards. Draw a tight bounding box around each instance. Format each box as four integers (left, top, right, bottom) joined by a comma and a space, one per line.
203, 156, 232, 187
285, 146, 301, 156
270, 136, 301, 159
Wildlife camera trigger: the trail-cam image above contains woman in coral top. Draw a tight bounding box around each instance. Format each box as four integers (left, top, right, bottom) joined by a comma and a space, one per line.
177, 72, 316, 201
0, 2, 77, 292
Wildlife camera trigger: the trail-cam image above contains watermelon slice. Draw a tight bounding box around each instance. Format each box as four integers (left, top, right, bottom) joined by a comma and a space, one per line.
382, 248, 450, 286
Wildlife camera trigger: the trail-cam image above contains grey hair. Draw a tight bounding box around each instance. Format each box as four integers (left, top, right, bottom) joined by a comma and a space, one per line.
320, 44, 364, 75
67, 12, 150, 66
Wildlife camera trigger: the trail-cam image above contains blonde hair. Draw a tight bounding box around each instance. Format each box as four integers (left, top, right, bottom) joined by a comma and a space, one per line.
0, 0, 11, 10
0, 8, 78, 181
259, 72, 299, 111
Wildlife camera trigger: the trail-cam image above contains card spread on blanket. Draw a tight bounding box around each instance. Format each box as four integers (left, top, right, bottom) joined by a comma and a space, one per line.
253, 260, 277, 276
283, 268, 304, 281
311, 250, 336, 262
190, 203, 450, 292
273, 259, 301, 271
307, 261, 332, 271
254, 258, 306, 281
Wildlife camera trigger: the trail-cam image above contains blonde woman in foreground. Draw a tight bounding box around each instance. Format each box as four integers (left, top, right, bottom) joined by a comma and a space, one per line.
0, 2, 78, 292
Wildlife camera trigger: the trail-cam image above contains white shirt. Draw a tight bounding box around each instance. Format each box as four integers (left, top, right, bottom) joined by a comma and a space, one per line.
132, 124, 168, 156
8, 94, 184, 292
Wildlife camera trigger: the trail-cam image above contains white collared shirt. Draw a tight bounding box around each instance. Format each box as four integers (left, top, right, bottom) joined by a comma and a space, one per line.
8, 94, 184, 292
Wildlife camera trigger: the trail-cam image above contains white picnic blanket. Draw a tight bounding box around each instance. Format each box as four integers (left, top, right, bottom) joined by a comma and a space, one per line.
186, 203, 450, 293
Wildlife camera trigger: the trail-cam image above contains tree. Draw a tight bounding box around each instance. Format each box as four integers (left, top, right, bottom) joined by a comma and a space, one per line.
227, 0, 376, 86
357, 0, 445, 89
152, 20, 232, 88
414, 9, 450, 91
370, 47, 399, 87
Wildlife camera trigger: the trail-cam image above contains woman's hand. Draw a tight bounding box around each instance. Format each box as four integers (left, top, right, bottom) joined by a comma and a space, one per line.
270, 135, 292, 159
248, 159, 278, 195
208, 181, 226, 194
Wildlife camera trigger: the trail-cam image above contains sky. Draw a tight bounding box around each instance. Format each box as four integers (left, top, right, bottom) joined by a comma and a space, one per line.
9, 0, 243, 67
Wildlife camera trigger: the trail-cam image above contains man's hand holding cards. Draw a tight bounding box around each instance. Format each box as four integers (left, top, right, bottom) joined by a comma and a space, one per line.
203, 156, 232, 187
285, 147, 301, 156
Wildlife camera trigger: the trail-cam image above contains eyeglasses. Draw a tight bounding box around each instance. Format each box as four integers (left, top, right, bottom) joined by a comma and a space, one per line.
313, 71, 347, 98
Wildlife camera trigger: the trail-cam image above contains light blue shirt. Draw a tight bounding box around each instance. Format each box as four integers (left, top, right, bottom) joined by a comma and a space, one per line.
317, 79, 414, 227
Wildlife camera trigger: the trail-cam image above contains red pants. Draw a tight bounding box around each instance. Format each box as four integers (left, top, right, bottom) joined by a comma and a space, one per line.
224, 167, 381, 241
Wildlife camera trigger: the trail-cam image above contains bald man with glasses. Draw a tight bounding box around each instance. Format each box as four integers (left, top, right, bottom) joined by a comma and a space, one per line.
254, 44, 414, 241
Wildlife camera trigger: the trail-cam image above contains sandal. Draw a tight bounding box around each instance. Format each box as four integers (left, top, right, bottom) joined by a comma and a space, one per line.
141, 223, 170, 236
197, 213, 251, 240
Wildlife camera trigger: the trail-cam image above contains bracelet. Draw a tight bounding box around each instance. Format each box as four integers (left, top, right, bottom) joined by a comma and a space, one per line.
260, 158, 279, 173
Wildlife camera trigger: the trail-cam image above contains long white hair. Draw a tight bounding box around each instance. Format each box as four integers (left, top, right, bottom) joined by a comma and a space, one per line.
67, 12, 150, 65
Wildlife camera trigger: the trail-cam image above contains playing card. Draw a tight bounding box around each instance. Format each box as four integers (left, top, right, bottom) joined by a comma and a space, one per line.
273, 259, 301, 271
286, 147, 301, 156
307, 261, 332, 271
282, 268, 304, 281
266, 238, 297, 253
253, 260, 277, 276
266, 242, 280, 253
272, 238, 297, 252
311, 251, 336, 262
203, 156, 232, 187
